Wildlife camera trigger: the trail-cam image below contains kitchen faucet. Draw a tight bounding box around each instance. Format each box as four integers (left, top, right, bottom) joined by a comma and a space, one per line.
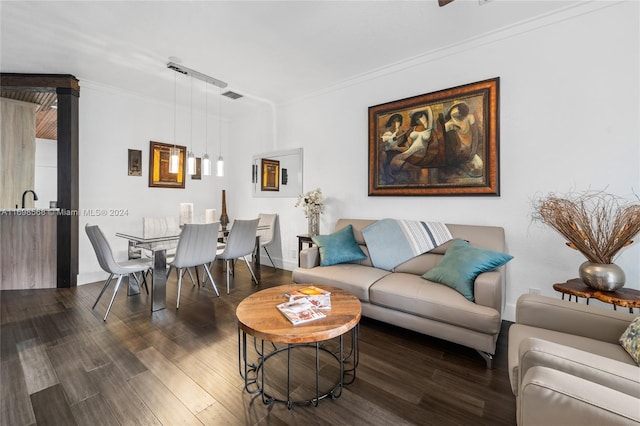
21, 190, 38, 208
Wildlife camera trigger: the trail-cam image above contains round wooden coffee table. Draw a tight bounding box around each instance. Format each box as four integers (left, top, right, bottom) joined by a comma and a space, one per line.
236, 284, 361, 408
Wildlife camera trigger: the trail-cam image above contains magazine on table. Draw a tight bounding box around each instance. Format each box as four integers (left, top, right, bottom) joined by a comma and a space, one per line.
277, 297, 326, 325
284, 285, 332, 310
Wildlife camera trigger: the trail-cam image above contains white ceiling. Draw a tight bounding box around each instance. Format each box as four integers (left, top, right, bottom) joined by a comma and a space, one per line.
1, 0, 580, 107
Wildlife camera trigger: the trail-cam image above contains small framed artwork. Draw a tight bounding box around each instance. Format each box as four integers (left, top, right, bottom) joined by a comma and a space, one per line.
261, 158, 280, 191
368, 77, 500, 196
149, 141, 186, 188
191, 157, 202, 180
128, 149, 142, 176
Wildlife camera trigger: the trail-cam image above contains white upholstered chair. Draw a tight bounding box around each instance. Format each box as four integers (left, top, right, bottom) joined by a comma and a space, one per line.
215, 218, 260, 294
168, 223, 220, 309
86, 224, 152, 321
257, 213, 277, 269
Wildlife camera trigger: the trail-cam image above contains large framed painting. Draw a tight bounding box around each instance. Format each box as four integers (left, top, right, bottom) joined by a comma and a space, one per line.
368, 77, 500, 196
149, 141, 186, 188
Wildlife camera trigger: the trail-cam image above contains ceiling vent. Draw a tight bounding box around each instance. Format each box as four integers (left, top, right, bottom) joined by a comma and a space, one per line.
222, 91, 243, 100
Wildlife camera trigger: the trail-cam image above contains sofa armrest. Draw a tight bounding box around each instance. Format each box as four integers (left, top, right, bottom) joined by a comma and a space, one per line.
519, 337, 640, 399
520, 366, 640, 426
299, 246, 320, 269
516, 294, 635, 343
473, 270, 502, 311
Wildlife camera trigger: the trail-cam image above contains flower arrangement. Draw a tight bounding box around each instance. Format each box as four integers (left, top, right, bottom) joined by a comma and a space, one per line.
532, 190, 640, 264
295, 188, 325, 218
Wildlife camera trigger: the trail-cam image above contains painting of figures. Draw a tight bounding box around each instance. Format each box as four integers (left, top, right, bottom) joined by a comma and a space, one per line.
368, 78, 499, 196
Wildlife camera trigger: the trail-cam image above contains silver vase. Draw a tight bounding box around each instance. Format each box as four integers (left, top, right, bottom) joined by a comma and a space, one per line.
579, 262, 625, 291
307, 212, 320, 236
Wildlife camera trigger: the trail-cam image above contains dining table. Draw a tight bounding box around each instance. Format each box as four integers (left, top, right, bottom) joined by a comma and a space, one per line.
116, 232, 180, 312
117, 223, 269, 312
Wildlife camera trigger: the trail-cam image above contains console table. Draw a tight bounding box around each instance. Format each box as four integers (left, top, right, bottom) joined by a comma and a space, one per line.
553, 278, 640, 313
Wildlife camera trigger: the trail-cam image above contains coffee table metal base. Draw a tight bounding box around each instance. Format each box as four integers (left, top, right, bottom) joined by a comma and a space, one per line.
238, 325, 359, 409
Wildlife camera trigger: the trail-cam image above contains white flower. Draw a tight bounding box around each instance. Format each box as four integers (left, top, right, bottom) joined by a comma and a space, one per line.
295, 188, 325, 218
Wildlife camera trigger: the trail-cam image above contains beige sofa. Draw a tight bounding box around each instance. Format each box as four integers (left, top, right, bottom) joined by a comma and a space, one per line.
508, 294, 640, 425
292, 218, 508, 368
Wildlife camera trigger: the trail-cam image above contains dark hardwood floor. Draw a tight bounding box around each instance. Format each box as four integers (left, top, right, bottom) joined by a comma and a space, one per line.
1, 261, 516, 425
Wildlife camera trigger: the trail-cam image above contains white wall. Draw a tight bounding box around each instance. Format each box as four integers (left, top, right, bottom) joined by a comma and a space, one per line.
76, 2, 639, 320
77, 81, 230, 284
234, 1, 640, 320
34, 137, 57, 209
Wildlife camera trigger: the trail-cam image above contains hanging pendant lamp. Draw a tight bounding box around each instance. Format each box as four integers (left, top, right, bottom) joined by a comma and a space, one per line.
202, 80, 211, 176
169, 71, 180, 174
186, 76, 196, 175
216, 86, 224, 177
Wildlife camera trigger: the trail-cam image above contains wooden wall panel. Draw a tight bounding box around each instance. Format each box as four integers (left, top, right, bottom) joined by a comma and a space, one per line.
0, 213, 57, 289
1, 98, 36, 209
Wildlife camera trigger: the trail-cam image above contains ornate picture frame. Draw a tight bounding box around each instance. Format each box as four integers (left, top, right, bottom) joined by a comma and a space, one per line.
148, 141, 186, 188
261, 158, 280, 192
368, 78, 500, 196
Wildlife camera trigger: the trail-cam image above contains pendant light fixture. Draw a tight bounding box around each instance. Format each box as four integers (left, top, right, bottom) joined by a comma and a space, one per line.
169, 70, 180, 174
166, 61, 227, 176
186, 76, 196, 175
216, 86, 224, 177
202, 80, 211, 176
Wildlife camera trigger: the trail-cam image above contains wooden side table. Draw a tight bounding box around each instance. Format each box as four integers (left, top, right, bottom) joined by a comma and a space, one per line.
553, 278, 640, 313
296, 234, 314, 267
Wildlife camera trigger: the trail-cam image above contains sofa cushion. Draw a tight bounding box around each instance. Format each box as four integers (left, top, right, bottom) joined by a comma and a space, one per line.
369, 273, 501, 334
619, 316, 640, 365
292, 263, 390, 302
361, 218, 452, 271
422, 239, 513, 301
311, 224, 367, 266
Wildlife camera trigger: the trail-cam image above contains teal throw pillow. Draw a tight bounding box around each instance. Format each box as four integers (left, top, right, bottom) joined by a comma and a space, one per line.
312, 224, 367, 267
422, 239, 513, 301
619, 316, 640, 365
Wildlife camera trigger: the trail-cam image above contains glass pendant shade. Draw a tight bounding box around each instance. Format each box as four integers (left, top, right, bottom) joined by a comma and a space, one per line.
169, 147, 180, 173
216, 155, 224, 177
187, 151, 196, 175
202, 153, 211, 176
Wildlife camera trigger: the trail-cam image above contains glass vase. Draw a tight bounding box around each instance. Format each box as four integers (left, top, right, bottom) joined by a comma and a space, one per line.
308, 211, 320, 236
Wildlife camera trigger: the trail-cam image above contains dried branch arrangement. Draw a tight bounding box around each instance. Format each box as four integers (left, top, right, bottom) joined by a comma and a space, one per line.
532, 191, 640, 264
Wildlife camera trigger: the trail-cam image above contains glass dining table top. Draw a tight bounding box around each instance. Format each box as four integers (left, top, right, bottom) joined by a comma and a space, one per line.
115, 232, 181, 251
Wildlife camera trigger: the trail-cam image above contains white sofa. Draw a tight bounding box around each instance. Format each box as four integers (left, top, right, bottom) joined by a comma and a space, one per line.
292, 218, 510, 368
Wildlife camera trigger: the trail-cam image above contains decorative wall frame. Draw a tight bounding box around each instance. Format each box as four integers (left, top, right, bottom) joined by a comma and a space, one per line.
128, 149, 142, 176
148, 141, 186, 188
191, 157, 202, 180
261, 158, 280, 191
368, 77, 499, 196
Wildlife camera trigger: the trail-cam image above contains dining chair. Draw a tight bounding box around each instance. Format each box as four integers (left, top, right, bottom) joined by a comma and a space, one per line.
257, 213, 277, 269
86, 224, 152, 321
168, 222, 221, 309
216, 218, 260, 294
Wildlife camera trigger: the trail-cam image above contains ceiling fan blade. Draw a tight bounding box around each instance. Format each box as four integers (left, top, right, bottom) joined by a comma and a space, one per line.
438, 0, 455, 6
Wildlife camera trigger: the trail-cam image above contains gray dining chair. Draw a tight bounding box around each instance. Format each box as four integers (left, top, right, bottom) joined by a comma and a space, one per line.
86, 224, 152, 321
216, 218, 260, 294
257, 213, 277, 269
168, 222, 220, 309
